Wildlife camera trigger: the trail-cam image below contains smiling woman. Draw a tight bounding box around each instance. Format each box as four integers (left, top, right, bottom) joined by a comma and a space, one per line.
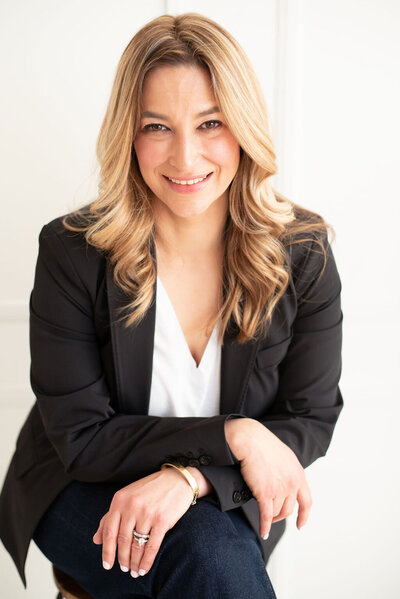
0, 12, 343, 599
134, 64, 240, 218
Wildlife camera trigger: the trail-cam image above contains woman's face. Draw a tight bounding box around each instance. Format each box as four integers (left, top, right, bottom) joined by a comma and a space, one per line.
133, 64, 241, 219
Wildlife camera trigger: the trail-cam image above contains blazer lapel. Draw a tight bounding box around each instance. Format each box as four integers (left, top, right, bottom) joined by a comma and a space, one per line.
220, 325, 259, 414
106, 250, 259, 416
106, 259, 157, 415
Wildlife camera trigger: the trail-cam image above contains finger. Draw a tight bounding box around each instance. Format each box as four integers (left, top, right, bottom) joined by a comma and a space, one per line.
130, 522, 151, 577
259, 497, 274, 540
296, 481, 312, 530
272, 494, 296, 523
101, 511, 121, 570
117, 517, 136, 573
93, 516, 105, 545
138, 524, 166, 576
272, 495, 286, 519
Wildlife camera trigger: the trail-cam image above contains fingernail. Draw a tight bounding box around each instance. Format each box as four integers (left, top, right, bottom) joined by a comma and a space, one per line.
130, 570, 139, 578
139, 569, 146, 576
103, 561, 111, 570
262, 533, 269, 540
120, 565, 129, 573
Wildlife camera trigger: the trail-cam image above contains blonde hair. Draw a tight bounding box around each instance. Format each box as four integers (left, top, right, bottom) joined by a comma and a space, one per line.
63, 13, 330, 343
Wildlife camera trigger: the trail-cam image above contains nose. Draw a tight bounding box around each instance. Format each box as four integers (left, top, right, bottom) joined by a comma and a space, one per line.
168, 131, 201, 172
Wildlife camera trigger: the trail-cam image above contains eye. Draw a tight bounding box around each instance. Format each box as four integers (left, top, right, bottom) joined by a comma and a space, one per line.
143, 123, 168, 132
200, 120, 222, 130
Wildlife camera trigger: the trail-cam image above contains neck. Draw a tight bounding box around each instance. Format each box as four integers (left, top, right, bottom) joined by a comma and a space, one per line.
153, 196, 228, 259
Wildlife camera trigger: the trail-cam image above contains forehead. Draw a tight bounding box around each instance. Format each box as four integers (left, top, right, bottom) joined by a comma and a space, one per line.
141, 64, 216, 111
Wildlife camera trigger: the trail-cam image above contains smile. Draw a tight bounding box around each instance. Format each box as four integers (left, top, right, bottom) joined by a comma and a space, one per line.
164, 173, 212, 185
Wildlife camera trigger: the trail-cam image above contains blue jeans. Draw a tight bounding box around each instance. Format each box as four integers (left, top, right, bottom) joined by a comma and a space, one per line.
33, 481, 277, 598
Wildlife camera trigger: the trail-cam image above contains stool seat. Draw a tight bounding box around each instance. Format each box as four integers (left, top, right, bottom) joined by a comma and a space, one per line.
52, 565, 95, 599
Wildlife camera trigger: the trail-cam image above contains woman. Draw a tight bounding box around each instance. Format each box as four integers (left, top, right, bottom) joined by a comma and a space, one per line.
0, 12, 343, 599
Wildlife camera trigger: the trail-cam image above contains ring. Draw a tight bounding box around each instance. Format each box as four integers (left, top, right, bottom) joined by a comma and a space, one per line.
133, 529, 150, 547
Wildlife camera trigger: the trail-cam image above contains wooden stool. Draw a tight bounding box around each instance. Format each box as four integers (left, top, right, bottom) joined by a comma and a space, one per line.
53, 565, 95, 599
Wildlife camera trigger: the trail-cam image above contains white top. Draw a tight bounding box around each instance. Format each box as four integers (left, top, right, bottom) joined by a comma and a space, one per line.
148, 276, 221, 418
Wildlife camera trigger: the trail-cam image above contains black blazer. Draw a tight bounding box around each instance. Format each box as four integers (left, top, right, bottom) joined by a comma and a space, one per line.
0, 210, 343, 586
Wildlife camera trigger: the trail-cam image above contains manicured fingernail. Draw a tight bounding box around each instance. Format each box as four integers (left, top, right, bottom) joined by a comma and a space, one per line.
139, 569, 146, 576
130, 570, 139, 578
103, 561, 111, 570
263, 533, 269, 540
120, 565, 129, 572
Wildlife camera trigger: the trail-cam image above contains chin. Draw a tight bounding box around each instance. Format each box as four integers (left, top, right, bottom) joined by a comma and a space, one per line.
171, 205, 211, 219
162, 196, 215, 218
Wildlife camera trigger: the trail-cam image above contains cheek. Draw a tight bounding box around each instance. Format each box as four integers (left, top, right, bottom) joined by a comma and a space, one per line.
208, 136, 240, 174
133, 137, 165, 171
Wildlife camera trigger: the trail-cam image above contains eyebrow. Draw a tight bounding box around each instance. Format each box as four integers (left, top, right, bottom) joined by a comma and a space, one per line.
141, 106, 220, 120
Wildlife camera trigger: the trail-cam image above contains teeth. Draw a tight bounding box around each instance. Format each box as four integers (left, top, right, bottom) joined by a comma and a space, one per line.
167, 174, 209, 185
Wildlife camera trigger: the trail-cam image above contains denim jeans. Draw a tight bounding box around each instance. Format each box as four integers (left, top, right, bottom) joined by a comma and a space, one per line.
33, 480, 277, 599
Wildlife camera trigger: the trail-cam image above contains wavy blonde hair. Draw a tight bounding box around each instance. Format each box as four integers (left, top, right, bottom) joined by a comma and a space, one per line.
63, 13, 331, 343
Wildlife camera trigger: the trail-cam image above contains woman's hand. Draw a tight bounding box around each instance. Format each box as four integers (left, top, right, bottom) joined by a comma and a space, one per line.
225, 418, 312, 539
93, 467, 212, 577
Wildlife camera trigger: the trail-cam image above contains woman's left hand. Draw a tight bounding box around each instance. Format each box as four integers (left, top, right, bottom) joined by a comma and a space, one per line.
93, 468, 209, 577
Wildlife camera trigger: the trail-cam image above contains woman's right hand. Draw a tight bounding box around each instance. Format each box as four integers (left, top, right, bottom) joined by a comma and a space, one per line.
225, 418, 312, 539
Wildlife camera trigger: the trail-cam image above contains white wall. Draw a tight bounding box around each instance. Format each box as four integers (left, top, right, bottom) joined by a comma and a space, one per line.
1, 1, 399, 597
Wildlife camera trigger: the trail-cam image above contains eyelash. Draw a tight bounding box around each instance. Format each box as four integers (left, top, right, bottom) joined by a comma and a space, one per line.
143, 120, 222, 133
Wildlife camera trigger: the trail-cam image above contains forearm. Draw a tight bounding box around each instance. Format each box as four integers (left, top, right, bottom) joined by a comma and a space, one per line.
225, 412, 342, 470
33, 374, 244, 482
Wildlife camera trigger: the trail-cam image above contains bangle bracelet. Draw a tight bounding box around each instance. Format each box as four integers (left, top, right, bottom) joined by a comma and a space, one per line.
161, 462, 199, 505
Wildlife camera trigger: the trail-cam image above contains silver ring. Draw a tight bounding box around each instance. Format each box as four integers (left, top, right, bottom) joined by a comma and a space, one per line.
133, 529, 150, 547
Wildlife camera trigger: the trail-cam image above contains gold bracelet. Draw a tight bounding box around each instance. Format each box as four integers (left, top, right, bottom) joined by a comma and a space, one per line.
161, 462, 199, 505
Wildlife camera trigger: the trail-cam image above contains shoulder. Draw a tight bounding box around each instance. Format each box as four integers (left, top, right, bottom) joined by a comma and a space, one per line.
40, 203, 93, 243
39, 203, 103, 257
282, 204, 341, 303
36, 204, 107, 295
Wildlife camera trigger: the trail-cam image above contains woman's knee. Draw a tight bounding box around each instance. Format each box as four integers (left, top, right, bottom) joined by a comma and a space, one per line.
153, 501, 275, 598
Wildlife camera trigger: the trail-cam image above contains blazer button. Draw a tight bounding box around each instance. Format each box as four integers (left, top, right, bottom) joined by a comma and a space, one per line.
199, 455, 211, 466
241, 489, 252, 501
233, 491, 242, 503
188, 459, 200, 467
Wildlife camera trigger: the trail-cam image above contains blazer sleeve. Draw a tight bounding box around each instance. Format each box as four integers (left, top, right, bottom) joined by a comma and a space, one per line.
29, 223, 244, 483
264, 230, 343, 461
198, 229, 343, 511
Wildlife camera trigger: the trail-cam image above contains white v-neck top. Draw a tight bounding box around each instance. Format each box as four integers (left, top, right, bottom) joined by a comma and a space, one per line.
148, 276, 222, 418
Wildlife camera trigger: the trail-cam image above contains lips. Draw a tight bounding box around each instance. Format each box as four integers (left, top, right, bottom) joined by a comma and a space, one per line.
163, 172, 213, 185
163, 171, 213, 193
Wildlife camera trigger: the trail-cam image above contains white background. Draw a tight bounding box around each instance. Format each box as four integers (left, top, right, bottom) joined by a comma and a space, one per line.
1, 0, 399, 597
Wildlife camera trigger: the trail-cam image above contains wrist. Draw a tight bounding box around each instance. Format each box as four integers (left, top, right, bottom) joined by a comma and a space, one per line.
161, 462, 200, 504
225, 417, 256, 461
186, 466, 213, 498
161, 466, 194, 501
